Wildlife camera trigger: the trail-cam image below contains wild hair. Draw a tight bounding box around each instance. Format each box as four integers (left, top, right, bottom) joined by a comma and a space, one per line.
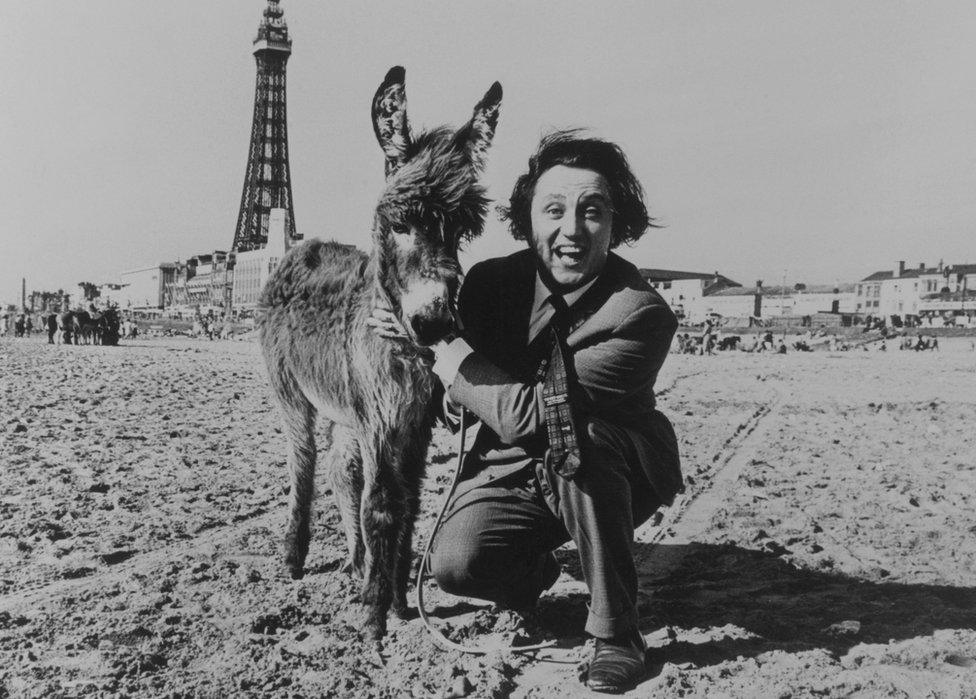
499, 129, 656, 248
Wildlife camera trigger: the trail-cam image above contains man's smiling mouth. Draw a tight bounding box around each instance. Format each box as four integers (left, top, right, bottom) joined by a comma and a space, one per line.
553, 245, 587, 263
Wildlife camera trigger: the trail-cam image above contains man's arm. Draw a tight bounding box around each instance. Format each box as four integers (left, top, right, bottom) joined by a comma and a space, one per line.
573, 303, 676, 414
447, 296, 677, 444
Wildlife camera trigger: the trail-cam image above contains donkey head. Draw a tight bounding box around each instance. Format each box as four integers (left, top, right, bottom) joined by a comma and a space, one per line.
371, 66, 502, 347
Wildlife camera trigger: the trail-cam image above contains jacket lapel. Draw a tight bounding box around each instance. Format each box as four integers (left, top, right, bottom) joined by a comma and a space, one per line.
511, 250, 537, 349
564, 255, 620, 339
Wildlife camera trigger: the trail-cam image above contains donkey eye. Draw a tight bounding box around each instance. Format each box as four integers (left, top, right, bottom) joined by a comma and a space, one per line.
390, 223, 411, 235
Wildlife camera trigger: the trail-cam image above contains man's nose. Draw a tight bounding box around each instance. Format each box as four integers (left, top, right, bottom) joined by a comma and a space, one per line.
559, 212, 584, 239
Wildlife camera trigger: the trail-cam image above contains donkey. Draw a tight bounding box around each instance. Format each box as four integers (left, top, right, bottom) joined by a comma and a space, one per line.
257, 67, 501, 639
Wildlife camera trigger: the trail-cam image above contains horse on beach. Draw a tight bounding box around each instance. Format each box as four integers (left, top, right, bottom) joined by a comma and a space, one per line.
58, 311, 75, 345
257, 67, 501, 639
46, 313, 58, 344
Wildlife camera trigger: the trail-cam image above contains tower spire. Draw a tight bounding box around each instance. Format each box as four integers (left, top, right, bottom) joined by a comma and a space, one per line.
233, 0, 299, 252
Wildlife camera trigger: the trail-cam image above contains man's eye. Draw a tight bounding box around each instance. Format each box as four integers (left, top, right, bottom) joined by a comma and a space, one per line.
545, 206, 563, 218
584, 207, 603, 219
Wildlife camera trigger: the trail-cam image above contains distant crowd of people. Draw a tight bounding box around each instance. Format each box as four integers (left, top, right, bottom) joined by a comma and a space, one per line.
673, 325, 952, 356
1, 305, 248, 344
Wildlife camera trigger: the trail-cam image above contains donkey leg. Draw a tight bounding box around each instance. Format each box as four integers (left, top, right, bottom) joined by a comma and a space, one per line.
392, 485, 420, 619
392, 428, 431, 619
358, 451, 406, 639
324, 425, 364, 579
279, 396, 319, 580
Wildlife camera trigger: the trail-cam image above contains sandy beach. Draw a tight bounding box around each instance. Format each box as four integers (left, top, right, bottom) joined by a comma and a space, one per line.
2, 335, 975, 697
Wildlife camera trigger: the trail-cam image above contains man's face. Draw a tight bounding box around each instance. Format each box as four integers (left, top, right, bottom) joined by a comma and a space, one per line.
530, 165, 613, 292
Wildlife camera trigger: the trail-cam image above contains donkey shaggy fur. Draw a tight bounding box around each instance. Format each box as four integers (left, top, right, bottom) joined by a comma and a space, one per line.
257, 67, 501, 639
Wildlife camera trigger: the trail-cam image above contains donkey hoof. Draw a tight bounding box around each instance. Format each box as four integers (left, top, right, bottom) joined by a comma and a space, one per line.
393, 602, 416, 620
340, 560, 364, 581
364, 616, 387, 640
287, 565, 305, 580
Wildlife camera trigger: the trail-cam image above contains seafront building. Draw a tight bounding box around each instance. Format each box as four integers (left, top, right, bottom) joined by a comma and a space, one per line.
640, 268, 857, 326
705, 282, 856, 322
116, 264, 175, 312
638, 269, 740, 323
232, 208, 292, 314
857, 260, 976, 325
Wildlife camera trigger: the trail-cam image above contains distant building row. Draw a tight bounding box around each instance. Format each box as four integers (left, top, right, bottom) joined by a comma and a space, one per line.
101, 209, 293, 318
638, 269, 855, 325
641, 258, 975, 326
77, 221, 973, 329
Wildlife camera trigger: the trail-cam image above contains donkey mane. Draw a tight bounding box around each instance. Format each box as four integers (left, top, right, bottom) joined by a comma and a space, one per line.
375, 126, 491, 248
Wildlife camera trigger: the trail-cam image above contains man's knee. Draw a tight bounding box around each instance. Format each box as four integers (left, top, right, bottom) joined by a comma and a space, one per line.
553, 417, 660, 523
430, 543, 502, 598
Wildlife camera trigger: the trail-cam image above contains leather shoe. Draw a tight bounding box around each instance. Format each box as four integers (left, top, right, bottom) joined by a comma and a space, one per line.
585, 630, 647, 694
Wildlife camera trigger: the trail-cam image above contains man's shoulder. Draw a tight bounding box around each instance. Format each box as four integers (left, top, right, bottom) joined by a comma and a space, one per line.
602, 253, 671, 315
465, 249, 534, 288
464, 250, 535, 290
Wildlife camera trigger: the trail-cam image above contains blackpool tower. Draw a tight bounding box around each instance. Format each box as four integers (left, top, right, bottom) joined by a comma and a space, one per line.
233, 0, 299, 252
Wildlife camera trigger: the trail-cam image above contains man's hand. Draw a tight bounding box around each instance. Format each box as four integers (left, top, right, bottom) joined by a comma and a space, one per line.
366, 307, 410, 341
431, 337, 475, 388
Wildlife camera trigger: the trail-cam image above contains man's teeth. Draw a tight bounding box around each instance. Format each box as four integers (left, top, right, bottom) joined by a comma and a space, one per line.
555, 246, 585, 259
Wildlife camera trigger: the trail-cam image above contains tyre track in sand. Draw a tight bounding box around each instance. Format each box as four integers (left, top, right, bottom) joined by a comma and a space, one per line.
637, 384, 783, 577
0, 505, 282, 615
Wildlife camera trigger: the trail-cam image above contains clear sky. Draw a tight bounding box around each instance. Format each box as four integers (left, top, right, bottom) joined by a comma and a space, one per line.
2, 1, 975, 305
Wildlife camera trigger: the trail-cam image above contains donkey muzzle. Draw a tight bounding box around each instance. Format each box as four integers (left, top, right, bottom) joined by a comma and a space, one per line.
408, 297, 456, 347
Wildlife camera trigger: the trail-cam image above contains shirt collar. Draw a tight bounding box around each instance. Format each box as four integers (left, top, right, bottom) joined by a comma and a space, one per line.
532, 272, 599, 315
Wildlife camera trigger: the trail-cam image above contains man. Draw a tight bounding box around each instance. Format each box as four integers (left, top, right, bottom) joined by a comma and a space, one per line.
372, 131, 681, 692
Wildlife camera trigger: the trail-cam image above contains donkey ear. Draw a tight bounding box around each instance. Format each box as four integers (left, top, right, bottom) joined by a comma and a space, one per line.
460, 81, 502, 172
372, 66, 412, 178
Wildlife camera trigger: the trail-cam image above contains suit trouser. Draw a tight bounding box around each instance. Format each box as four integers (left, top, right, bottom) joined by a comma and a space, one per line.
430, 418, 662, 639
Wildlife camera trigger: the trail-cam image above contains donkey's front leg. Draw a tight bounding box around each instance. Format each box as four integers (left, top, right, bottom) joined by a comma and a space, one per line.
359, 457, 405, 639
392, 428, 429, 619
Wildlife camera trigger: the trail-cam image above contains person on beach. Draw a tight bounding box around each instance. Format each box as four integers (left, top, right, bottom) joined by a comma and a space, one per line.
371, 130, 682, 692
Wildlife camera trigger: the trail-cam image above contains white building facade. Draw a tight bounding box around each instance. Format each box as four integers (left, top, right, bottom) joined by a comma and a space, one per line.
858, 260, 976, 323
232, 208, 292, 313
638, 269, 740, 324
118, 266, 165, 310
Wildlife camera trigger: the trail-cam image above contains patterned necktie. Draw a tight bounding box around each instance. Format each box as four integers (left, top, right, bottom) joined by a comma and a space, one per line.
540, 294, 582, 480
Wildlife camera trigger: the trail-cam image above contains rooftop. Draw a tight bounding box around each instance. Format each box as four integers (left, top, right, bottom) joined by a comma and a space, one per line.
860, 262, 976, 282
709, 283, 855, 297
639, 268, 739, 285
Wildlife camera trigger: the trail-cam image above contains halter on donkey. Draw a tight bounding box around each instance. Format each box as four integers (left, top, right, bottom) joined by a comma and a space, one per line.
258, 67, 501, 639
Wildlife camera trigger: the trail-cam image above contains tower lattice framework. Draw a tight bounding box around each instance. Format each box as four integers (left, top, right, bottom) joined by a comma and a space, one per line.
233, 0, 299, 252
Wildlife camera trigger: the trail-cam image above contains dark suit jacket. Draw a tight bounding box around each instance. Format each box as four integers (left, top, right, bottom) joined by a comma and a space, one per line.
448, 248, 683, 504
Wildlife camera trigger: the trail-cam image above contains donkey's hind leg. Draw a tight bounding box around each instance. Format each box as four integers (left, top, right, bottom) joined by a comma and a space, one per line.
278, 393, 318, 580
324, 425, 364, 580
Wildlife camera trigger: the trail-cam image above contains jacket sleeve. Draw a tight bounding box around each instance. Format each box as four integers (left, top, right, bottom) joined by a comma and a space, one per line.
573, 302, 677, 415
449, 286, 677, 444
447, 260, 545, 444
448, 353, 546, 444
